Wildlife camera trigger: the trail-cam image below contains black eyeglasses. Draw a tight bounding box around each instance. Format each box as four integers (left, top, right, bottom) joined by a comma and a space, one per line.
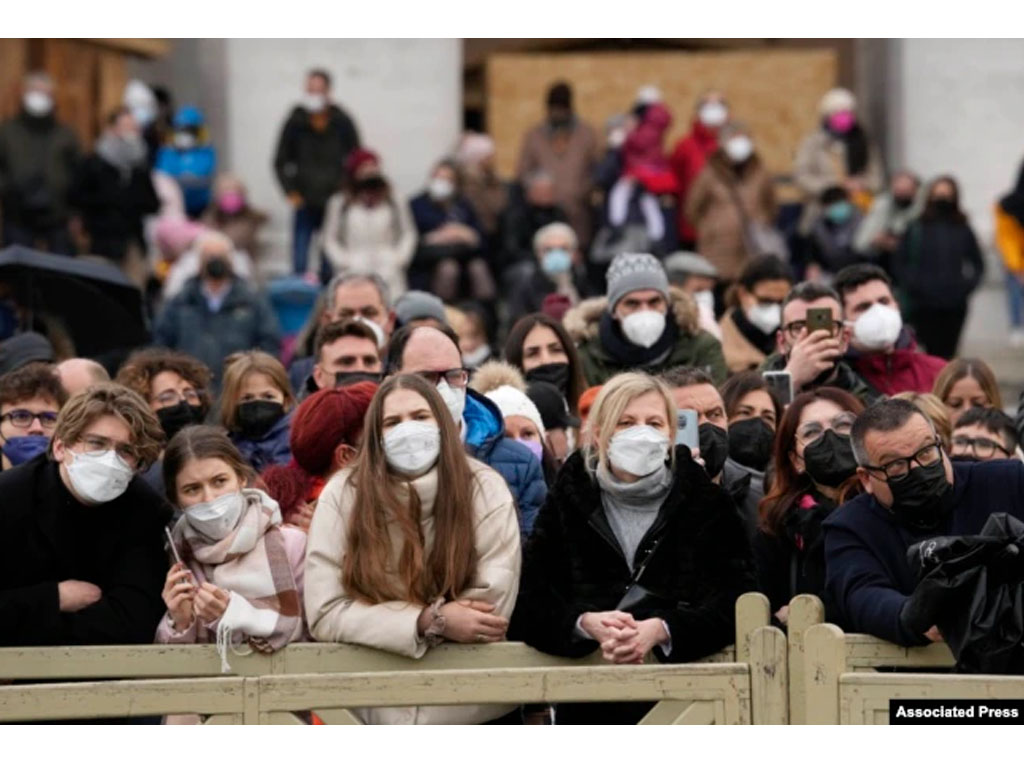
862, 440, 944, 481
414, 368, 469, 388
782, 319, 845, 338
1, 409, 59, 429
951, 435, 1010, 460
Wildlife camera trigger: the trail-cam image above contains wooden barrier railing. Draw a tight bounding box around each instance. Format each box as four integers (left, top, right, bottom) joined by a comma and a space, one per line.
802, 622, 1024, 725
0, 592, 785, 725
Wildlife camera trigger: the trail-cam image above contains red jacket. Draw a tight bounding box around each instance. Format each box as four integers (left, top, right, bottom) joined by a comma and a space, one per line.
670, 121, 719, 242
849, 335, 947, 396
622, 103, 672, 175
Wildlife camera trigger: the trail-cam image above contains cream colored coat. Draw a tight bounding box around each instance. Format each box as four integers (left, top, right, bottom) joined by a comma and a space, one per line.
304, 457, 522, 725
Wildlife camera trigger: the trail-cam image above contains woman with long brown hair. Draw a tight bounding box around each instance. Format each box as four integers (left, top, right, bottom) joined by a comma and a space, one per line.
303, 373, 521, 725
753, 387, 865, 625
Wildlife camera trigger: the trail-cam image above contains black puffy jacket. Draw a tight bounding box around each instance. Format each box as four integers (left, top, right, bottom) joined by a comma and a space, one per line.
511, 446, 756, 664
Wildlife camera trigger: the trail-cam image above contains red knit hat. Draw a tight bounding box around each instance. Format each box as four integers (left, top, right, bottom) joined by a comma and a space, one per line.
345, 148, 380, 179
290, 380, 378, 475
578, 385, 603, 424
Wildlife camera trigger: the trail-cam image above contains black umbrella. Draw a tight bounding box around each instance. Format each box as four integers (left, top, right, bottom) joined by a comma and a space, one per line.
0, 245, 149, 365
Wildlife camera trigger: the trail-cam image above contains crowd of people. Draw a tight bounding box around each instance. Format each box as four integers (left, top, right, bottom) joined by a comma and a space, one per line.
2, 64, 1024, 725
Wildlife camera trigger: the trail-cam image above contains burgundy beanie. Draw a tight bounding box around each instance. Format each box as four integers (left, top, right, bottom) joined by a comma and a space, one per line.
290, 380, 378, 475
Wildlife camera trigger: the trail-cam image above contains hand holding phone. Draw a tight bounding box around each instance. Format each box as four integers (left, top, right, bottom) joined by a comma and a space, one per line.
165, 526, 193, 586
676, 409, 699, 450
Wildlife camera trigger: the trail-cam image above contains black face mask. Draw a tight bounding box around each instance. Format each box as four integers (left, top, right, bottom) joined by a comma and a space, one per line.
728, 418, 775, 473
354, 176, 387, 194
203, 257, 231, 280
929, 198, 957, 218
803, 429, 858, 488
699, 423, 730, 479
893, 195, 915, 210
156, 401, 206, 440
236, 400, 285, 439
525, 362, 570, 395
888, 458, 955, 532
334, 370, 383, 388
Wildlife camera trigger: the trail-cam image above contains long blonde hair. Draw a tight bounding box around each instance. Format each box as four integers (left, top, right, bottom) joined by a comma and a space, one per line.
583, 372, 677, 474
341, 374, 478, 605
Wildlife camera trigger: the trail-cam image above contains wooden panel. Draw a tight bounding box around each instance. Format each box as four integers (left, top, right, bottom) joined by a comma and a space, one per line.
96, 50, 128, 127
41, 38, 99, 146
750, 626, 788, 724
841, 673, 1024, 725
83, 38, 170, 58
487, 48, 837, 178
786, 593, 825, 725
0, 39, 29, 119
803, 623, 846, 726
845, 635, 955, 670
735, 591, 770, 664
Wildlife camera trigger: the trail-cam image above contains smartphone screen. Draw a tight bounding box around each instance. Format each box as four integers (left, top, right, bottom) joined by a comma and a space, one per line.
763, 371, 793, 407
676, 409, 699, 449
806, 307, 834, 336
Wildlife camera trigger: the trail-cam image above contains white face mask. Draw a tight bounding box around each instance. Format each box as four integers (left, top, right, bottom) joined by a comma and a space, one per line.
65, 449, 134, 505
353, 316, 386, 348
724, 135, 754, 164
746, 302, 782, 335
131, 105, 155, 127
607, 425, 669, 478
462, 343, 491, 369
693, 290, 715, 315
436, 380, 466, 426
853, 302, 903, 350
384, 421, 441, 476
303, 93, 327, 113
24, 91, 53, 117
428, 177, 455, 202
698, 101, 728, 128
184, 491, 246, 540
174, 132, 196, 150
620, 310, 666, 349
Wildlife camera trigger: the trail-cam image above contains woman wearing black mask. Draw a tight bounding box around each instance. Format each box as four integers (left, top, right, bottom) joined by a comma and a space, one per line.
219, 351, 295, 473
504, 313, 587, 421
319, 148, 415, 298
116, 348, 213, 497
754, 387, 864, 625
720, 371, 782, 475
894, 175, 984, 359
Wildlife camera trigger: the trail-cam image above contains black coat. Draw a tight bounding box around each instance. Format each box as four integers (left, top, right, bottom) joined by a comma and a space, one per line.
895, 218, 984, 310
72, 153, 159, 259
512, 446, 756, 663
0, 455, 171, 646
273, 105, 360, 210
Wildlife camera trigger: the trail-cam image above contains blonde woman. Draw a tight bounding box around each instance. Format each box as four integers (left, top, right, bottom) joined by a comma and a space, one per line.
219, 351, 296, 473
512, 371, 755, 724
304, 374, 521, 724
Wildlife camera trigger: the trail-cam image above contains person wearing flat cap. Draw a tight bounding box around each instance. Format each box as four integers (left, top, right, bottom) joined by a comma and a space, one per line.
562, 252, 726, 387
664, 251, 721, 340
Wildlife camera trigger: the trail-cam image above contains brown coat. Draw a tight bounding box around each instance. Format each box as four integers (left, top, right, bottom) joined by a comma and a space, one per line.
686, 153, 776, 282
516, 119, 600, 244
719, 310, 769, 373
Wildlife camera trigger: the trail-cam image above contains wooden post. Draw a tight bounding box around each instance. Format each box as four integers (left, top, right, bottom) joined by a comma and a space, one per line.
786, 593, 825, 726
749, 626, 788, 724
803, 623, 846, 725
735, 592, 771, 664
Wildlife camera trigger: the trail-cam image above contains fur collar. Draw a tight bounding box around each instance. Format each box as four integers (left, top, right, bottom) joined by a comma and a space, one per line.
562, 286, 700, 344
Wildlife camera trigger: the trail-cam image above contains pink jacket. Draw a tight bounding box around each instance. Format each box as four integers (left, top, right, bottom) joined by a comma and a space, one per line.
155, 524, 308, 644
622, 103, 673, 175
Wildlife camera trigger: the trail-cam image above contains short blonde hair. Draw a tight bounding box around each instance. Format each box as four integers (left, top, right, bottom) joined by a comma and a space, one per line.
219, 351, 294, 432
892, 391, 953, 450
583, 372, 676, 474
51, 383, 165, 469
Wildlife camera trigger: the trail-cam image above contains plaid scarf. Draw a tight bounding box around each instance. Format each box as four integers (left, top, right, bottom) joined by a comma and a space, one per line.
174, 489, 302, 671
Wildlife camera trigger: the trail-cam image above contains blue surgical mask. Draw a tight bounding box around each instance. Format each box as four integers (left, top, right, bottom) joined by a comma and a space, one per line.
825, 201, 854, 224
1, 435, 50, 466
541, 248, 572, 276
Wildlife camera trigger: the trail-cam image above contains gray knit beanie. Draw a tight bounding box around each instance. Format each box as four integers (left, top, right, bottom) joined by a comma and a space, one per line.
606, 252, 669, 311
394, 290, 447, 326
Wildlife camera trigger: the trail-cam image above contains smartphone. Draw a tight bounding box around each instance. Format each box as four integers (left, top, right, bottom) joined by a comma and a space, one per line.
806, 307, 834, 336
762, 371, 794, 407
675, 409, 699, 450
165, 526, 193, 585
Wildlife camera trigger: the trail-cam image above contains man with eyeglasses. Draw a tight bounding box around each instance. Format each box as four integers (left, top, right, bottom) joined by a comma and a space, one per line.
0, 383, 170, 647
385, 323, 547, 536
950, 407, 1019, 463
823, 398, 1024, 647
760, 281, 879, 404
0, 361, 67, 470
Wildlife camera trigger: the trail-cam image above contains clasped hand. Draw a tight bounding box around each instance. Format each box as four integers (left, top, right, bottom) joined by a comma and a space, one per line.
580, 611, 668, 665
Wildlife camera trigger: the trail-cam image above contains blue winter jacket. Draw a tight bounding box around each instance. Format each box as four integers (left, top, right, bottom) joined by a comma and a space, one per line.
823, 460, 1024, 646
230, 410, 293, 474
155, 144, 217, 218
463, 389, 547, 539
